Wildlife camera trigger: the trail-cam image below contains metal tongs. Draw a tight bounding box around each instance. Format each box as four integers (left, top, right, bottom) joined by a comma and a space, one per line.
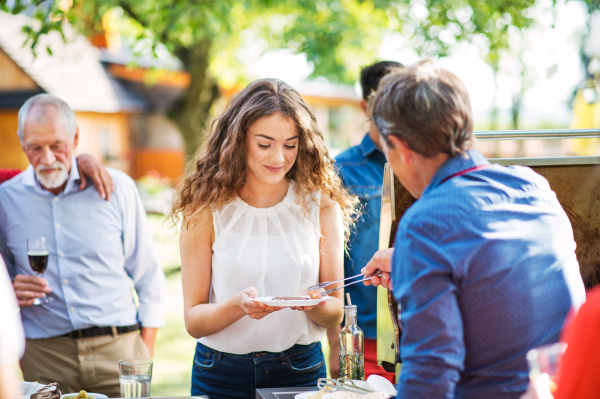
317, 378, 373, 393
317, 378, 373, 394
308, 272, 382, 296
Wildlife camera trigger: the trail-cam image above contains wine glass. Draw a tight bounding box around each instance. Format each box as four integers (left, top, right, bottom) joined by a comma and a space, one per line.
27, 237, 53, 305
526, 342, 567, 394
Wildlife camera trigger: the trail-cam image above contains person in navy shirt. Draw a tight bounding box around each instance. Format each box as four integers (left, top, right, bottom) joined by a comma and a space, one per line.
362, 60, 585, 398
330, 61, 402, 381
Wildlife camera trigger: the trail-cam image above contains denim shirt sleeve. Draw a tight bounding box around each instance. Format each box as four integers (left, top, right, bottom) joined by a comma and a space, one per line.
393, 213, 465, 398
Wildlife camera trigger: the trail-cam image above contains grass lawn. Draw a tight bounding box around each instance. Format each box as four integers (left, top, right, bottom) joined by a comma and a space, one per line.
147, 215, 195, 396
147, 215, 332, 396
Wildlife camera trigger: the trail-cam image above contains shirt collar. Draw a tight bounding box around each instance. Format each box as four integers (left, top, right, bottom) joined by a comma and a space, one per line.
424, 150, 490, 195
360, 133, 382, 158
22, 156, 81, 195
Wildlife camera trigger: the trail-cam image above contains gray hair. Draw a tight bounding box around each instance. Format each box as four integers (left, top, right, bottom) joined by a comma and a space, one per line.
370, 60, 474, 157
17, 94, 78, 141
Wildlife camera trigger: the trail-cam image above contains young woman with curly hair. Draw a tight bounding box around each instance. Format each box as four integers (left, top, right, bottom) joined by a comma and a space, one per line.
171, 79, 358, 399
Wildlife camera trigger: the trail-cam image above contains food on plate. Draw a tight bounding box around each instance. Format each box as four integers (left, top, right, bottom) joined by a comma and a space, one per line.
308, 289, 322, 299
361, 392, 390, 398
309, 390, 327, 399
309, 391, 390, 399
30, 383, 61, 399
61, 390, 96, 399
272, 296, 311, 300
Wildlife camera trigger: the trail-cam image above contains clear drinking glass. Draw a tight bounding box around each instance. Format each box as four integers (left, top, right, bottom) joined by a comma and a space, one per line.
119, 359, 153, 398
526, 342, 567, 394
27, 236, 53, 305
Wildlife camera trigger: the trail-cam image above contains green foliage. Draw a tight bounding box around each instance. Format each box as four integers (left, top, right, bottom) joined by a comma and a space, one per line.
1, 0, 548, 81
582, 0, 600, 12
1, 0, 571, 154
256, 0, 391, 82
389, 0, 536, 68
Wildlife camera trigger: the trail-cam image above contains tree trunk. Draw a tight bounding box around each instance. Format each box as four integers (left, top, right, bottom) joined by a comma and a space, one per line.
168, 38, 221, 161
491, 66, 501, 157
511, 94, 526, 157
512, 50, 527, 157
511, 93, 521, 131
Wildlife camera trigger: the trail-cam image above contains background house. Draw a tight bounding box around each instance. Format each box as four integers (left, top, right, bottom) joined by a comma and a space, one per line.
0, 12, 186, 180
0, 12, 368, 181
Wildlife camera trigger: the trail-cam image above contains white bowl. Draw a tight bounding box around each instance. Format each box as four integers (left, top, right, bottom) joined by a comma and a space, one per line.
61, 393, 108, 399
364, 375, 397, 396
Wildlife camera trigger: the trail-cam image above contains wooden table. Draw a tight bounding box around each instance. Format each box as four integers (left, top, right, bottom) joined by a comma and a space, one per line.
255, 386, 315, 399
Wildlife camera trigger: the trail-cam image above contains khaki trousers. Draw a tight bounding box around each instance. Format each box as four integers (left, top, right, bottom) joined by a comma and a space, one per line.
21, 332, 151, 398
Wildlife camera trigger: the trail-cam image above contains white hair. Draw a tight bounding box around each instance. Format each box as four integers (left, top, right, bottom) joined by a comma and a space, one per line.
17, 94, 78, 141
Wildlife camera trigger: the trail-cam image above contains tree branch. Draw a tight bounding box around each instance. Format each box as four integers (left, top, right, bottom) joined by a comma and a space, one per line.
158, 0, 213, 48
159, 4, 187, 44
119, 1, 150, 29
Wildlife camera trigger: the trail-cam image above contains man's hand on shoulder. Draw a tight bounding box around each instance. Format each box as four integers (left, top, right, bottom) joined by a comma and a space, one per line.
76, 154, 114, 201
361, 247, 394, 290
12, 275, 51, 307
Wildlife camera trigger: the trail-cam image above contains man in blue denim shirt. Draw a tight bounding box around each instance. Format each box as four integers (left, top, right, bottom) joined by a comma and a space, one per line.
330, 61, 402, 381
362, 61, 585, 398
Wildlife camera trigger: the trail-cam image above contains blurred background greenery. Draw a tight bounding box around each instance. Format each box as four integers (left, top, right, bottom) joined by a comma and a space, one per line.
145, 214, 191, 396
3, 0, 600, 162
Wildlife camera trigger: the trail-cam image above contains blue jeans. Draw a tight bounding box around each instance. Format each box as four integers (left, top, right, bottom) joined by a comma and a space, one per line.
191, 341, 326, 399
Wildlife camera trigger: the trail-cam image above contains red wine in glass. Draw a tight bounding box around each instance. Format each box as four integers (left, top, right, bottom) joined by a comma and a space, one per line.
27, 237, 53, 305
28, 253, 48, 273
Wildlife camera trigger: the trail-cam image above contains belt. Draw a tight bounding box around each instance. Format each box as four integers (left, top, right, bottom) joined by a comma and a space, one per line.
61, 323, 141, 339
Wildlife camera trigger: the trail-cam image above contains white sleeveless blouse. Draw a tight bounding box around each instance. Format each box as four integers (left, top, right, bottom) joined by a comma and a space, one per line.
199, 181, 326, 354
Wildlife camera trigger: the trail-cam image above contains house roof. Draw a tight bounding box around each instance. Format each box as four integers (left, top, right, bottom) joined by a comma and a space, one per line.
0, 12, 147, 113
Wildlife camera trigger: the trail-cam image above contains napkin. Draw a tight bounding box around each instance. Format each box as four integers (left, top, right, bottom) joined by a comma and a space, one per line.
18, 381, 46, 399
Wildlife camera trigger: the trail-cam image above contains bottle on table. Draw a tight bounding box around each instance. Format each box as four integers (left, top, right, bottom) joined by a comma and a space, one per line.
339, 303, 365, 380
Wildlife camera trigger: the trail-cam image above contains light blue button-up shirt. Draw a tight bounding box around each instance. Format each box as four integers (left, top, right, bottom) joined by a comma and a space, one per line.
0, 157, 166, 339
392, 150, 585, 399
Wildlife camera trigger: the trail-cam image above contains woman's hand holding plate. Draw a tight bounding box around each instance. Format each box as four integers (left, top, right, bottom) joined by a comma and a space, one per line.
239, 286, 284, 320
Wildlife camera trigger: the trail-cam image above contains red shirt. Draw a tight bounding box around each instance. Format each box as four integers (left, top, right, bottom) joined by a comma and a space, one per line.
0, 169, 22, 184
554, 287, 600, 399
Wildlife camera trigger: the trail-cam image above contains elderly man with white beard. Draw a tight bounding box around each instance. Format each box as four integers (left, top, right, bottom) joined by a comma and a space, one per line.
0, 94, 166, 396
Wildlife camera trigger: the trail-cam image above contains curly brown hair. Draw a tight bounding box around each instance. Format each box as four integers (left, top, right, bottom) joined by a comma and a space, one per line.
171, 78, 359, 243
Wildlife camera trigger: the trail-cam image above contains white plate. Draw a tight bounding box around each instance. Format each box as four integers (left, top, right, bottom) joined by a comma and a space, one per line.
294, 381, 368, 398
62, 393, 108, 399
294, 391, 374, 399
253, 296, 335, 307
295, 392, 319, 399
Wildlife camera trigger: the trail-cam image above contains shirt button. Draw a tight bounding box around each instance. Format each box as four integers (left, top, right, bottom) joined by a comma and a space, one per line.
64, 279, 68, 284
70, 307, 74, 312
56, 223, 61, 228
53, 197, 58, 202
59, 252, 64, 257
